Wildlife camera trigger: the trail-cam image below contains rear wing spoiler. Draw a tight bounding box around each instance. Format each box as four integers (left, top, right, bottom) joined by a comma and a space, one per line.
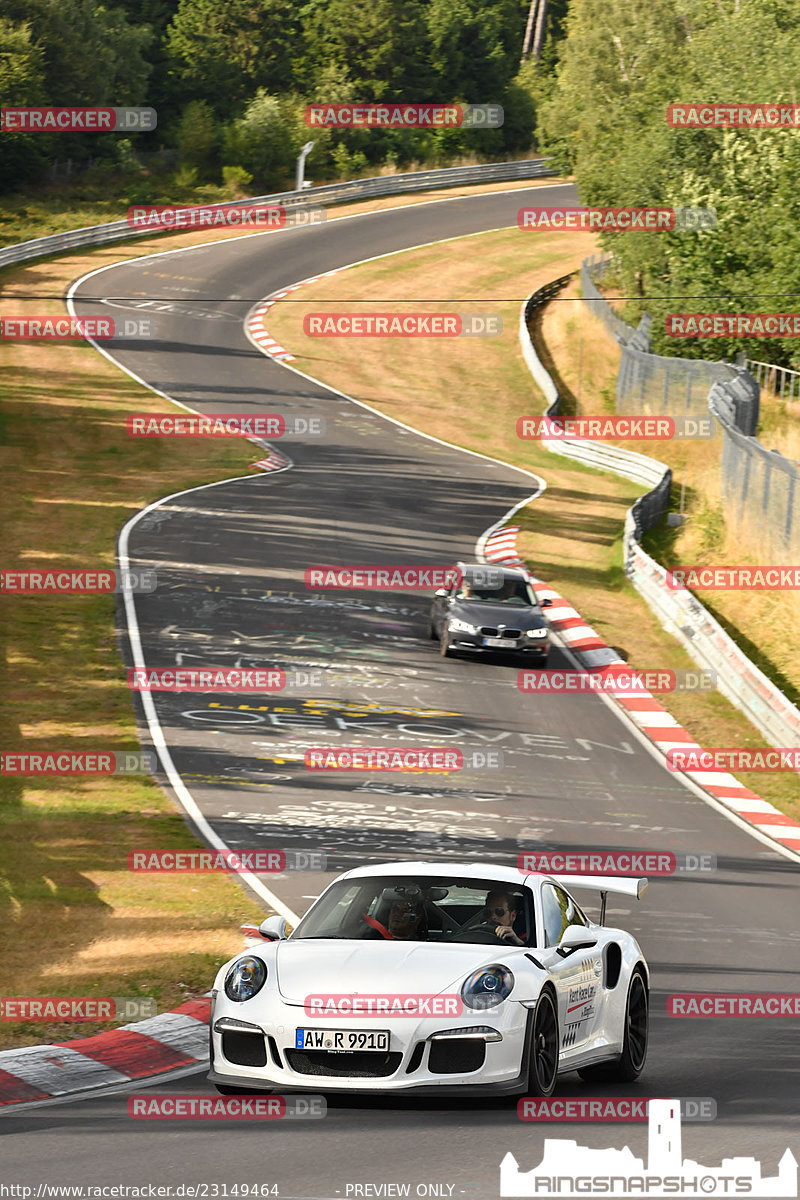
553, 875, 648, 925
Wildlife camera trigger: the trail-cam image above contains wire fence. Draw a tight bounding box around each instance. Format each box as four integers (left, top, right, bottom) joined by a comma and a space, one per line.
746, 358, 800, 404
711, 383, 800, 560
581, 254, 759, 435
581, 254, 800, 560
522, 272, 800, 748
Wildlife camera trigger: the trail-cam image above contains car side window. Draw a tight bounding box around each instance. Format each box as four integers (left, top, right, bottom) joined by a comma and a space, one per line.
540, 884, 566, 947
540, 884, 587, 947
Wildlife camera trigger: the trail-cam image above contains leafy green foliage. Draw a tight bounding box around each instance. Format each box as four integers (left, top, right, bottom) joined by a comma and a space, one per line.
540, 0, 800, 367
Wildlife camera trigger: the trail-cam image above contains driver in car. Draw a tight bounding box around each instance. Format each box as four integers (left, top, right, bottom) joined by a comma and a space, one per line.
485, 890, 525, 946
387, 898, 426, 940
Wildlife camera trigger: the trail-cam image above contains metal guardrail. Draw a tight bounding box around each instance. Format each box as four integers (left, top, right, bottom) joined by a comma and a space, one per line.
520, 278, 671, 511
0, 157, 557, 270
520, 274, 800, 748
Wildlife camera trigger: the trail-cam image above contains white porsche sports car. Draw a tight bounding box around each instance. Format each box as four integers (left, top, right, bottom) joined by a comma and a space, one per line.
208, 861, 649, 1096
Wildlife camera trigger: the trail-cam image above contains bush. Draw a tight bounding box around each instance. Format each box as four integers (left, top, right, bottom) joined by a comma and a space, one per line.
221, 165, 253, 196
224, 90, 297, 189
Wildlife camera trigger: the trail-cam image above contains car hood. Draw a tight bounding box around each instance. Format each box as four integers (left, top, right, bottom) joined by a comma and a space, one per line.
451, 601, 545, 629
273, 939, 508, 1004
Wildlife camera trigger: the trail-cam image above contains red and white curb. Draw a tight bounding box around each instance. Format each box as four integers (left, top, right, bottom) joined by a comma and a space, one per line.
0, 998, 211, 1108
484, 526, 800, 854
250, 446, 291, 472
245, 268, 344, 363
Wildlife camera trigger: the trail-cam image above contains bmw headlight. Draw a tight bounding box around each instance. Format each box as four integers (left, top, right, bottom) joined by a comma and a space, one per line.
524, 628, 549, 639
462, 966, 514, 1010
224, 956, 267, 1002
449, 618, 478, 634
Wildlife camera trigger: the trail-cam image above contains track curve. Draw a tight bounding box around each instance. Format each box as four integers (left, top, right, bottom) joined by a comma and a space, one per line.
4, 185, 797, 1197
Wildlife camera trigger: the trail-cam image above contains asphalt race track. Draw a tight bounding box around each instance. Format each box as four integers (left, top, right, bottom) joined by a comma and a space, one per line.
4, 185, 798, 1197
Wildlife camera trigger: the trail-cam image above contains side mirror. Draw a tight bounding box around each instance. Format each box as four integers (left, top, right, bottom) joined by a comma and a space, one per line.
540, 597, 553, 608
556, 924, 598, 956
258, 915, 287, 941
434, 588, 448, 598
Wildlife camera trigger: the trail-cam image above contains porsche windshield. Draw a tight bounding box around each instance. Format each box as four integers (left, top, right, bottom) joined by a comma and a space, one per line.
292, 876, 535, 946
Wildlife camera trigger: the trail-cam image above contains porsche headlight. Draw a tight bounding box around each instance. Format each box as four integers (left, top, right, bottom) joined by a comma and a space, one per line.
462, 965, 514, 1010
524, 628, 549, 639
224, 956, 267, 1002
449, 618, 478, 634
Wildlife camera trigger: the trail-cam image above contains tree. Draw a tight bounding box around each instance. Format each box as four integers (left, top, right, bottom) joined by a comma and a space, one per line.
300, 0, 434, 101
427, 0, 524, 102
166, 0, 300, 117
0, 18, 48, 190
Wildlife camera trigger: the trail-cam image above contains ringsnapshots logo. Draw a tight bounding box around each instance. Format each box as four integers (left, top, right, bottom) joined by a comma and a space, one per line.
667, 566, 800, 591
304, 565, 503, 591
128, 1095, 325, 1120
517, 206, 717, 232
1, 569, 156, 594
128, 849, 325, 872
128, 667, 327, 692
499, 1098, 795, 1199
518, 1097, 717, 1123
667, 103, 800, 129
667, 312, 800, 337
304, 103, 503, 128
0, 107, 156, 132
0, 996, 156, 1021
1, 751, 156, 776
518, 668, 716, 695
303, 313, 502, 337
517, 415, 714, 441
303, 747, 502, 772
127, 204, 325, 230
517, 850, 716, 875
126, 414, 324, 438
